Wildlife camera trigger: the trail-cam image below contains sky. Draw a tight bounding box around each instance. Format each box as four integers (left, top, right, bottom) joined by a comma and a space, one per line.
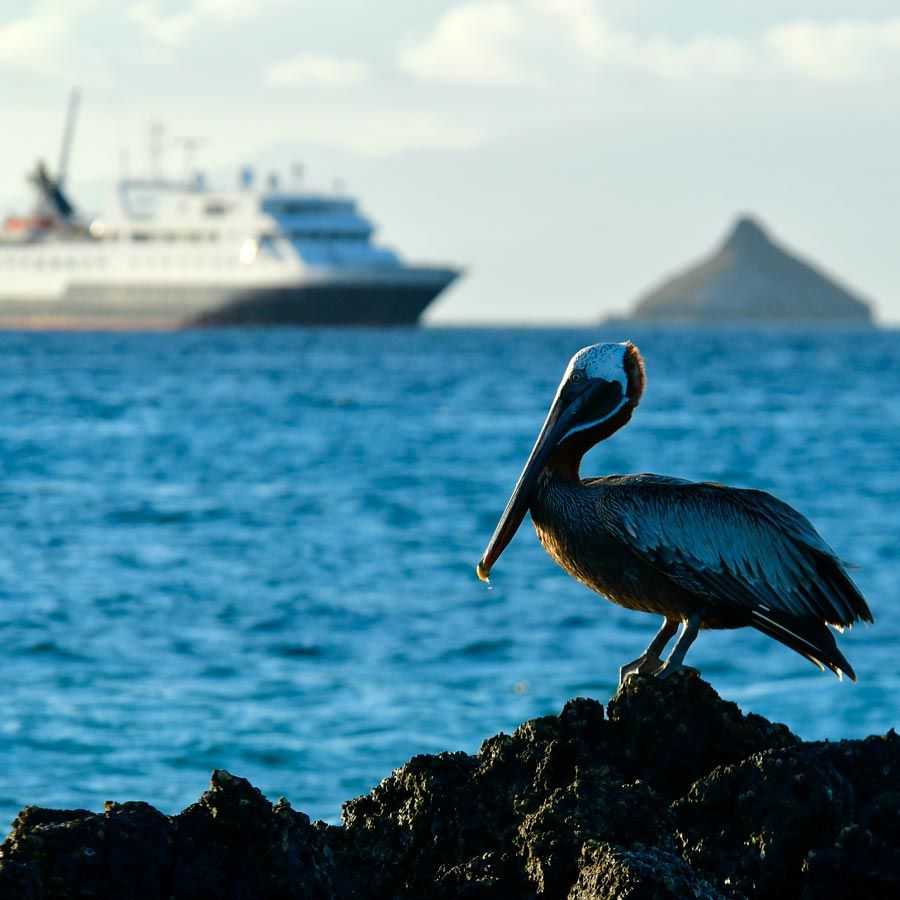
1, 0, 899, 323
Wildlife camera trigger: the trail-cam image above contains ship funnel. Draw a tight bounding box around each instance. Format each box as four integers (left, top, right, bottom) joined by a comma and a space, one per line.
29, 160, 76, 222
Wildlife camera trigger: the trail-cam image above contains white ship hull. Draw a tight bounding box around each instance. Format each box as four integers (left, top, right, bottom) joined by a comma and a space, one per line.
0, 260, 458, 328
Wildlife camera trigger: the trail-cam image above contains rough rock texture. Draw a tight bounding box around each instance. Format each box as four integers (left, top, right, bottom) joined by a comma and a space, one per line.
630, 216, 874, 322
1, 672, 898, 899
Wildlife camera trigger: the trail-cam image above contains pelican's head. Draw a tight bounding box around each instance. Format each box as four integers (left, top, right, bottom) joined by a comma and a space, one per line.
476, 341, 645, 582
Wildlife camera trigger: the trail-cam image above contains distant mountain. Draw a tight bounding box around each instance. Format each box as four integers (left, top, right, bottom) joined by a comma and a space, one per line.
629, 216, 873, 323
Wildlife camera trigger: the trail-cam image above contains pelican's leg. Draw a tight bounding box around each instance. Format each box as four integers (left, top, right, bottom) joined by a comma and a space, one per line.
619, 617, 679, 685
656, 612, 703, 679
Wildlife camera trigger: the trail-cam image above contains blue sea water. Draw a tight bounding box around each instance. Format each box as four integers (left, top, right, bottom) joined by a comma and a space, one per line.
0, 325, 898, 831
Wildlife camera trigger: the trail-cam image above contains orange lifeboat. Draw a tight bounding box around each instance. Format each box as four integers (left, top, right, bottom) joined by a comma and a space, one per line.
4, 215, 54, 232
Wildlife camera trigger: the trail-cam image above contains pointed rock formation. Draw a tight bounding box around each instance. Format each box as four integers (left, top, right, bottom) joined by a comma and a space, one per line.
631, 216, 873, 322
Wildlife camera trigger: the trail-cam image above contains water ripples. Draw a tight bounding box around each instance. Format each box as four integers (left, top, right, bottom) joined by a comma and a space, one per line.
0, 325, 897, 829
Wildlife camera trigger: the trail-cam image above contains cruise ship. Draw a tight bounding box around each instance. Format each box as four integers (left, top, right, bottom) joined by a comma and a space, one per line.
0, 98, 460, 329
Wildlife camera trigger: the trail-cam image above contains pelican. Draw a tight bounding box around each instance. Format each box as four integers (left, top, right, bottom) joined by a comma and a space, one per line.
476, 342, 873, 683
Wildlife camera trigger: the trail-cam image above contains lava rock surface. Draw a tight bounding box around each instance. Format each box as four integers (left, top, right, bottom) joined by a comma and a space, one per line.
1, 672, 897, 899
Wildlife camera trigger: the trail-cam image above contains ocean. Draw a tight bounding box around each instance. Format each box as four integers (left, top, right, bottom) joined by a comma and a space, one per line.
0, 325, 897, 829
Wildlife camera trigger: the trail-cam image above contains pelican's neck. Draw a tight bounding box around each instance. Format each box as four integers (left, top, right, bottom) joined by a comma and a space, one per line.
547, 441, 584, 483
545, 399, 638, 485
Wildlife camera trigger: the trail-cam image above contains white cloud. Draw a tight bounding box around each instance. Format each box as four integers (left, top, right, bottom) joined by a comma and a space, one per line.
396, 0, 622, 87
398, 2, 542, 86
0, 3, 79, 76
264, 53, 369, 89
400, 1, 900, 87
128, 3, 194, 47
128, 0, 274, 48
397, 0, 749, 86
765, 18, 900, 81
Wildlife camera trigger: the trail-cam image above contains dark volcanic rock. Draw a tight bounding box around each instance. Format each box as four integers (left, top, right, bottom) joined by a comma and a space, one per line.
1, 674, 898, 899
0, 802, 171, 900
0, 773, 334, 900
675, 747, 854, 898
605, 669, 798, 797
803, 791, 900, 900
569, 841, 726, 900
170, 770, 335, 898
630, 215, 874, 322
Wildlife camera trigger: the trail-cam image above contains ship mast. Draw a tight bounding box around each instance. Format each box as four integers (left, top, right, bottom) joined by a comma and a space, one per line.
56, 88, 81, 190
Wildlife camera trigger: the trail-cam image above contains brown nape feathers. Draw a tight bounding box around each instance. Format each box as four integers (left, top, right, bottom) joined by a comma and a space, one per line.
623, 341, 646, 404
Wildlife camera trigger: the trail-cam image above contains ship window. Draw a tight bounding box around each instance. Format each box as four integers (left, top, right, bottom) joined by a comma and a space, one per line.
131, 232, 152, 242
205, 201, 228, 215
259, 236, 281, 259
270, 201, 345, 215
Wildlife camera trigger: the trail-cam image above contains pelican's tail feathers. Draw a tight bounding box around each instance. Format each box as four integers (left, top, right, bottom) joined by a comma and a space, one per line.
750, 607, 856, 682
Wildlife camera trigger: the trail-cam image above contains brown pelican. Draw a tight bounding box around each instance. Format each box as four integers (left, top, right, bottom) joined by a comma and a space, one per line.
477, 342, 873, 683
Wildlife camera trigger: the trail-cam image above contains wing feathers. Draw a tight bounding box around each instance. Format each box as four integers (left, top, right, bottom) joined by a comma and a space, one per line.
599, 476, 873, 629
750, 607, 856, 681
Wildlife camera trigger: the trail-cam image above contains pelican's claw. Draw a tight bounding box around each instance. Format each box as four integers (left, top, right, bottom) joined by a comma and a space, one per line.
655, 664, 701, 681
618, 653, 665, 686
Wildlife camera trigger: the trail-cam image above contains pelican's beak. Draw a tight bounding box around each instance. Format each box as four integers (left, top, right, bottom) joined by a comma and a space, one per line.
476, 382, 588, 582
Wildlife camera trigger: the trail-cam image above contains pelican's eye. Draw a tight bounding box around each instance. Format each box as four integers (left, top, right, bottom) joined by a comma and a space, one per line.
569, 371, 583, 384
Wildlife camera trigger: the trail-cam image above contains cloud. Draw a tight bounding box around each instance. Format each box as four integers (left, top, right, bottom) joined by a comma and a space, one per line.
398, 2, 544, 86
0, 3, 78, 76
127, 0, 274, 48
400, 1, 900, 87
264, 53, 369, 90
397, 0, 750, 86
765, 18, 900, 81
396, 0, 620, 87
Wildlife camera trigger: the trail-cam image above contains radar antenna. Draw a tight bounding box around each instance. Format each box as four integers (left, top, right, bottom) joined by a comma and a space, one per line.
170, 135, 208, 182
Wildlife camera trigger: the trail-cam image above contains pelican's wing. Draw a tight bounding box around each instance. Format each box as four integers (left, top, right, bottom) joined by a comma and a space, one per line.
599, 476, 873, 628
